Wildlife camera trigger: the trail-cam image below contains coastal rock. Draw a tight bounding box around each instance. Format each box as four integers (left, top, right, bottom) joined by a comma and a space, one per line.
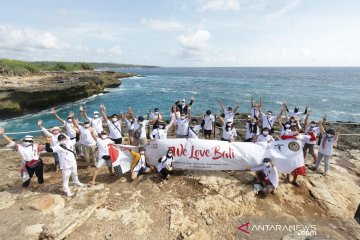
27, 194, 64, 215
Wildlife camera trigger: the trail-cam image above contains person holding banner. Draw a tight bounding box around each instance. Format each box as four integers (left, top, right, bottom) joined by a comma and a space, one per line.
157, 149, 174, 180
245, 118, 260, 142
0, 128, 45, 191
88, 131, 115, 186
250, 158, 279, 196
218, 114, 237, 142
150, 120, 171, 139
129, 147, 151, 181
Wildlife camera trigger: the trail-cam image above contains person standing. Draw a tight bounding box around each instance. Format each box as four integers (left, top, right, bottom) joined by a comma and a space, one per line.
303, 112, 320, 164
150, 120, 172, 139
0, 128, 45, 191
129, 109, 149, 146
218, 99, 240, 123
175, 96, 194, 115
218, 113, 237, 142
83, 108, 104, 135
202, 110, 215, 139
45, 134, 84, 197
175, 112, 190, 138
70, 111, 97, 166
100, 104, 123, 144
250, 96, 262, 120
50, 107, 80, 141
245, 118, 260, 142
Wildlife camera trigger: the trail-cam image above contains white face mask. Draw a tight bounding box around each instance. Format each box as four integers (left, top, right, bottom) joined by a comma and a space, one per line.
159, 125, 164, 129
310, 123, 316, 127
264, 162, 271, 168
327, 134, 334, 138
155, 111, 159, 115
168, 153, 173, 157
67, 119, 72, 123
227, 123, 232, 127
180, 116, 185, 120
23, 142, 32, 147
52, 130, 60, 135
101, 135, 107, 139
84, 124, 90, 128
267, 113, 272, 117
251, 122, 256, 125
263, 131, 269, 136
59, 140, 67, 145
285, 124, 291, 128
94, 114, 99, 119
112, 117, 118, 122
140, 151, 145, 155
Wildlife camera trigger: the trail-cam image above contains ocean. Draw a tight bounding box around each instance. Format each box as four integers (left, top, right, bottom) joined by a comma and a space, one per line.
1, 67, 359, 138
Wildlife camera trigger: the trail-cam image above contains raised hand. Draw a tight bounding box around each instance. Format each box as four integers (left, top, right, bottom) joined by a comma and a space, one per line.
0, 127, 4, 135
236, 100, 240, 106
50, 107, 56, 114
191, 96, 194, 101
37, 120, 43, 127
68, 111, 75, 118
79, 105, 84, 112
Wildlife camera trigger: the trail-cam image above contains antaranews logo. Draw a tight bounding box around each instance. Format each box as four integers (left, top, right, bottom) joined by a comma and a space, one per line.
236, 221, 317, 237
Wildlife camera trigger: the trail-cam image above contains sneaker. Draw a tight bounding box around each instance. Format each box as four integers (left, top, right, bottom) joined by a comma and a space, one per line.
65, 192, 73, 197
322, 172, 328, 176
76, 182, 85, 188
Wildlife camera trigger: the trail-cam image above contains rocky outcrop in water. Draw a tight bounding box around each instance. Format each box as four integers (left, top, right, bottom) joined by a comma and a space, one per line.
0, 71, 135, 119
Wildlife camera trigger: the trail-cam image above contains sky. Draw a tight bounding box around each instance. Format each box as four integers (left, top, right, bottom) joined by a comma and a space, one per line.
0, 0, 360, 67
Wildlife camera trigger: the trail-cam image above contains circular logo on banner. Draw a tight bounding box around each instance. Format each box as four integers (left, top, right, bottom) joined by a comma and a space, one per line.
288, 142, 300, 152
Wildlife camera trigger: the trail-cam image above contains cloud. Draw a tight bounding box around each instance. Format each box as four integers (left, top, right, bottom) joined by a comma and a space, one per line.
141, 19, 184, 32
266, 0, 302, 21
198, 0, 240, 12
0, 25, 67, 52
178, 30, 210, 50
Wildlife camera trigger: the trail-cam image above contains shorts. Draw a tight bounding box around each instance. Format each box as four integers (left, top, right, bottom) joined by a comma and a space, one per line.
111, 138, 122, 144
176, 134, 187, 138
204, 129, 212, 135
221, 138, 229, 141
303, 143, 315, 155
96, 156, 112, 168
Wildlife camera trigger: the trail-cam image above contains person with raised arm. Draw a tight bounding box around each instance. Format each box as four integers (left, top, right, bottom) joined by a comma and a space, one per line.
258, 102, 278, 135
150, 120, 172, 139
175, 107, 190, 138
0, 128, 45, 191
285, 104, 309, 122
83, 106, 103, 135
175, 96, 194, 115
37, 119, 63, 172
311, 121, 340, 176
101, 104, 123, 144
50, 107, 81, 141
245, 117, 260, 142
187, 110, 202, 139
169, 105, 180, 136
202, 110, 215, 140
88, 131, 116, 186
70, 111, 97, 166
124, 107, 135, 145
303, 112, 320, 164
45, 133, 84, 197
218, 99, 240, 123
250, 96, 262, 120
218, 111, 237, 142
277, 103, 292, 136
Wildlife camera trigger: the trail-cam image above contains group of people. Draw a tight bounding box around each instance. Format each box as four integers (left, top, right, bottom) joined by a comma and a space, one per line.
0, 96, 340, 198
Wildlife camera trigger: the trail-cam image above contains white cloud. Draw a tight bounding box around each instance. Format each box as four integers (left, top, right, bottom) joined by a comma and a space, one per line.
178, 30, 210, 50
198, 0, 240, 12
141, 18, 184, 32
110, 46, 123, 55
266, 0, 302, 21
0, 25, 67, 52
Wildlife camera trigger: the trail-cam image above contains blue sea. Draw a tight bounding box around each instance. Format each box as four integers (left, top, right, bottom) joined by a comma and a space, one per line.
1, 67, 360, 138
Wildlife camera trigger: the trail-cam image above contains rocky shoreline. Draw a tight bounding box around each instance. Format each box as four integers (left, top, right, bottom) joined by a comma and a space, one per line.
0, 71, 136, 119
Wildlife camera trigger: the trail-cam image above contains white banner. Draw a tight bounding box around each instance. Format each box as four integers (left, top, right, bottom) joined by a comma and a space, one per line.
113, 139, 304, 174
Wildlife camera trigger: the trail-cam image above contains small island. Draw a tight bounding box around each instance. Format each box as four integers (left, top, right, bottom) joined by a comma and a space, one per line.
0, 59, 156, 119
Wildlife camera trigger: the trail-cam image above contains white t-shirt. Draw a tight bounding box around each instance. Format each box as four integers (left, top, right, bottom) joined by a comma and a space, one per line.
280, 125, 292, 136
245, 123, 259, 140
157, 156, 173, 172
134, 120, 149, 139
304, 126, 320, 144
318, 133, 337, 156
224, 110, 234, 123
151, 127, 169, 139
177, 118, 189, 136
10, 143, 42, 162
251, 165, 279, 188
261, 114, 276, 130
65, 121, 77, 139
289, 111, 305, 122
79, 126, 96, 146
42, 128, 60, 147
296, 134, 311, 148
96, 138, 114, 157
51, 138, 77, 170
125, 118, 135, 131
89, 117, 103, 134
133, 155, 146, 172
170, 112, 180, 125
187, 125, 202, 139
107, 120, 122, 139
222, 126, 237, 140
203, 115, 215, 130
256, 134, 274, 142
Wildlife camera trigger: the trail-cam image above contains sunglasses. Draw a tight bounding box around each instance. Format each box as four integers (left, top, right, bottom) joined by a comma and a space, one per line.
23, 140, 33, 143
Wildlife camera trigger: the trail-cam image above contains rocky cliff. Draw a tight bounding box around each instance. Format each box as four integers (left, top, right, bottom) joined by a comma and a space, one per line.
0, 71, 135, 119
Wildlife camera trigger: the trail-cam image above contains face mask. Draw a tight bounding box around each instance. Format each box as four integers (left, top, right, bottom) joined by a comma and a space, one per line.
168, 153, 173, 157
159, 125, 164, 129
155, 111, 159, 115
180, 116, 185, 120
327, 134, 334, 138
264, 162, 271, 168
67, 119, 72, 123
267, 113, 272, 116
101, 135, 107, 139
94, 114, 99, 119
52, 130, 60, 135
285, 124, 291, 128
263, 131, 269, 136
227, 123, 232, 127
84, 124, 90, 128
23, 142, 32, 147
59, 140, 67, 145
310, 123, 316, 127
251, 122, 256, 125
140, 151, 145, 155
290, 119, 295, 122
112, 118, 118, 122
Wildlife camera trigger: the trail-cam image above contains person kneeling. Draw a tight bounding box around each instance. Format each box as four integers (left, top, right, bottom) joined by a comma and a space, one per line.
157, 149, 174, 180
130, 147, 151, 181
251, 158, 279, 197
